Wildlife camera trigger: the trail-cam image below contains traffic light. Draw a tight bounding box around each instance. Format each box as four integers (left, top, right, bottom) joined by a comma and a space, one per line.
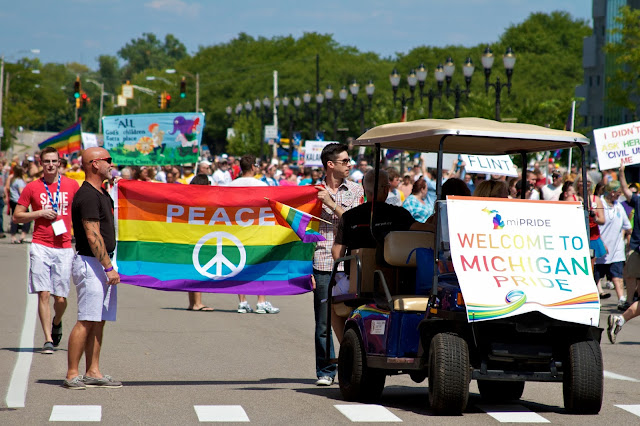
165, 93, 171, 108
157, 93, 167, 109
73, 77, 81, 99
75, 98, 81, 109
180, 77, 186, 98
81, 92, 88, 107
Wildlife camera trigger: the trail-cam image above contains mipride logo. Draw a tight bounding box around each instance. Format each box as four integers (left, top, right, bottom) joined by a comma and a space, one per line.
482, 207, 505, 230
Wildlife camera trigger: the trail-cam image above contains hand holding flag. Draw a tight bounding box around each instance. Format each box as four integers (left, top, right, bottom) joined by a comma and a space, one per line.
266, 198, 326, 243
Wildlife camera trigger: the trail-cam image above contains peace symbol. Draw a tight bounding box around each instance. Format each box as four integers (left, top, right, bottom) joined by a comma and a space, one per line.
192, 231, 247, 280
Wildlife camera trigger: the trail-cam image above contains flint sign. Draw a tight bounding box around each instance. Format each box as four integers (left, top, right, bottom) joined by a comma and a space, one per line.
593, 121, 640, 170
460, 154, 518, 177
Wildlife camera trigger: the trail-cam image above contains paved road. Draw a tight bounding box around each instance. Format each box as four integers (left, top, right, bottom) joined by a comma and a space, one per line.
1, 239, 639, 424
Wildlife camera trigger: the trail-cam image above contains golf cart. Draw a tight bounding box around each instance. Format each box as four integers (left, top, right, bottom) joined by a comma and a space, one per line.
328, 117, 603, 415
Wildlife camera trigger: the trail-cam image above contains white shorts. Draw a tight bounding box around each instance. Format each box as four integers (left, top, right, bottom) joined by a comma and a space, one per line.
28, 243, 74, 297
72, 254, 117, 322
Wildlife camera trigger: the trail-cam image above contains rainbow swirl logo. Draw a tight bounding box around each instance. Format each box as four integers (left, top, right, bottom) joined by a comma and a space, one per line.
482, 207, 505, 229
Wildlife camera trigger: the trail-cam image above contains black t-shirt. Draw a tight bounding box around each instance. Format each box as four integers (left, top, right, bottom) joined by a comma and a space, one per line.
72, 181, 116, 256
335, 202, 416, 249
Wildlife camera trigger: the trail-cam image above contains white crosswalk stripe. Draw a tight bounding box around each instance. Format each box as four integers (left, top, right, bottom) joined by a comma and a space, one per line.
49, 405, 101, 422
604, 370, 640, 382
334, 404, 402, 422
194, 405, 250, 422
477, 404, 550, 423
615, 404, 640, 417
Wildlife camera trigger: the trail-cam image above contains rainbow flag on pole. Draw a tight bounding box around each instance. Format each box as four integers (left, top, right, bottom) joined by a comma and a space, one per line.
114, 180, 322, 295
38, 121, 82, 155
267, 198, 325, 243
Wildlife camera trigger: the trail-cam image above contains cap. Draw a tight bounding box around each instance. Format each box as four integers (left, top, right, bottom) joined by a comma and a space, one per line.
27, 156, 34, 162
183, 163, 195, 168
199, 160, 211, 166
221, 153, 228, 159
590, 163, 597, 169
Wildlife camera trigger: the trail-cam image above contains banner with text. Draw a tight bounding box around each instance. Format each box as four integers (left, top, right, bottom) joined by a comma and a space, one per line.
304, 140, 332, 167
593, 121, 640, 170
102, 112, 205, 166
459, 154, 518, 177
115, 180, 322, 295
447, 196, 599, 326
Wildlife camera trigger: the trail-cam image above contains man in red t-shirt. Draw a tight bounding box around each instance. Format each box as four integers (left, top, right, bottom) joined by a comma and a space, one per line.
13, 147, 79, 354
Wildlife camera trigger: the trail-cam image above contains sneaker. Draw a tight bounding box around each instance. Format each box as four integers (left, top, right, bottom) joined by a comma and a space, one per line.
52, 320, 63, 347
83, 375, 123, 388
256, 301, 280, 314
237, 302, 253, 314
603, 281, 615, 290
42, 341, 54, 354
607, 314, 623, 344
316, 376, 334, 386
618, 301, 631, 312
63, 375, 86, 390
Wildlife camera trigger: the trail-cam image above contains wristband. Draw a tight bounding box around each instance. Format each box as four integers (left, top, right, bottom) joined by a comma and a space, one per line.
104, 266, 114, 273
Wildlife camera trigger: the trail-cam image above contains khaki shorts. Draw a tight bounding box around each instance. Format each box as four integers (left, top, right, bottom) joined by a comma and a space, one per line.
623, 251, 640, 278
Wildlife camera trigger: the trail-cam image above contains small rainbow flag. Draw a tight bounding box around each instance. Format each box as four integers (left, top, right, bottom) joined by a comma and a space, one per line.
267, 199, 325, 243
115, 181, 322, 295
38, 121, 82, 155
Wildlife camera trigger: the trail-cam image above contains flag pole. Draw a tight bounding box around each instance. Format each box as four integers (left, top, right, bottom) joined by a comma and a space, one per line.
264, 197, 332, 224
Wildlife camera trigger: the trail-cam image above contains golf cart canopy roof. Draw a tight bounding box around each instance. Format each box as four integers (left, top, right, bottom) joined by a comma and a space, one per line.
355, 117, 589, 155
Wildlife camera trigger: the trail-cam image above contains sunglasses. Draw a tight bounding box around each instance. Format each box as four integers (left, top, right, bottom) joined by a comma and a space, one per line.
42, 160, 59, 165
93, 157, 112, 164
333, 158, 351, 166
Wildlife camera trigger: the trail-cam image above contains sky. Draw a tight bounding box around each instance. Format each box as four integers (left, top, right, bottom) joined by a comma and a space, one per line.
1, 0, 593, 70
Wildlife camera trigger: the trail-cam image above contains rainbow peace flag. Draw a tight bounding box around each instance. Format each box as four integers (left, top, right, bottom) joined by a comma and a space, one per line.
267, 198, 325, 243
114, 180, 322, 295
38, 121, 82, 155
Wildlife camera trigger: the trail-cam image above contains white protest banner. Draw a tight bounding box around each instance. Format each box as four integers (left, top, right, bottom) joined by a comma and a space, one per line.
420, 152, 459, 169
304, 140, 331, 167
81, 132, 99, 149
446, 196, 599, 326
460, 154, 518, 177
592, 121, 640, 170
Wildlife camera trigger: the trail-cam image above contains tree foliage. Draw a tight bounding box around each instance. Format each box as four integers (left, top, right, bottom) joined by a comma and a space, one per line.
2, 12, 594, 161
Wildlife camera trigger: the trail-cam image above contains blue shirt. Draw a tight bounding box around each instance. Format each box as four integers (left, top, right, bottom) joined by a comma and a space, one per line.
403, 194, 432, 223
261, 176, 279, 186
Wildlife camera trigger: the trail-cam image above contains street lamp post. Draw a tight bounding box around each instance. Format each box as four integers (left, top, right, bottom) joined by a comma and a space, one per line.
86, 79, 105, 133
442, 56, 475, 118
481, 47, 516, 121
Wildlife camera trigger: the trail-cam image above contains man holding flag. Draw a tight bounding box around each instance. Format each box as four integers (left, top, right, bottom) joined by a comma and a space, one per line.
13, 147, 79, 354
312, 143, 364, 386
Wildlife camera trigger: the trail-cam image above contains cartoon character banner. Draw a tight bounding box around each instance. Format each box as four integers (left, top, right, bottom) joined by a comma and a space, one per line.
102, 112, 205, 166
446, 196, 600, 326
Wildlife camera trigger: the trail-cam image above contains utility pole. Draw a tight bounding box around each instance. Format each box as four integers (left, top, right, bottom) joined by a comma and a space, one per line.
195, 72, 200, 112
0, 56, 4, 149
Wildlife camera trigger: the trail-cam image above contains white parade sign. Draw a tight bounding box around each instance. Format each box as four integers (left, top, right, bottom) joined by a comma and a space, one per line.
304, 140, 332, 167
592, 121, 640, 170
459, 154, 518, 177
446, 196, 599, 326
122, 84, 134, 99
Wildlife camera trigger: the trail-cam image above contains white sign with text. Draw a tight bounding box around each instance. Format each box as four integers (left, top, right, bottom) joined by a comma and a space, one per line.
460, 154, 518, 177
593, 121, 640, 170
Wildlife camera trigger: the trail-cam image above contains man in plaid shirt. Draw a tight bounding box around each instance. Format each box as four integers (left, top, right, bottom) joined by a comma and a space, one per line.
313, 143, 364, 386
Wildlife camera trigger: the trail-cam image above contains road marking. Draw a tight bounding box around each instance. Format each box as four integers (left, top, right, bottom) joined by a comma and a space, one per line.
477, 404, 550, 423
49, 405, 102, 422
194, 405, 250, 422
4, 253, 37, 408
616, 405, 640, 417
604, 370, 640, 382
334, 404, 402, 422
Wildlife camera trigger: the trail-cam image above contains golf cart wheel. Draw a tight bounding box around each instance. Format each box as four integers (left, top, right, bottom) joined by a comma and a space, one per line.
338, 328, 386, 401
563, 340, 603, 414
428, 333, 470, 415
477, 380, 525, 402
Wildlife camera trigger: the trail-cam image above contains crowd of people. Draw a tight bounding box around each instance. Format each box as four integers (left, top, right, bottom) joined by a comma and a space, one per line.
1, 143, 640, 390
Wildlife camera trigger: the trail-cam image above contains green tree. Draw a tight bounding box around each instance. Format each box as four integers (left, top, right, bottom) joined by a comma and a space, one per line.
118, 33, 187, 79
604, 5, 640, 120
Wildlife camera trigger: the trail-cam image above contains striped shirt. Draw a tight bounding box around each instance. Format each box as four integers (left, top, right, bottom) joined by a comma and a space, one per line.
313, 179, 364, 272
